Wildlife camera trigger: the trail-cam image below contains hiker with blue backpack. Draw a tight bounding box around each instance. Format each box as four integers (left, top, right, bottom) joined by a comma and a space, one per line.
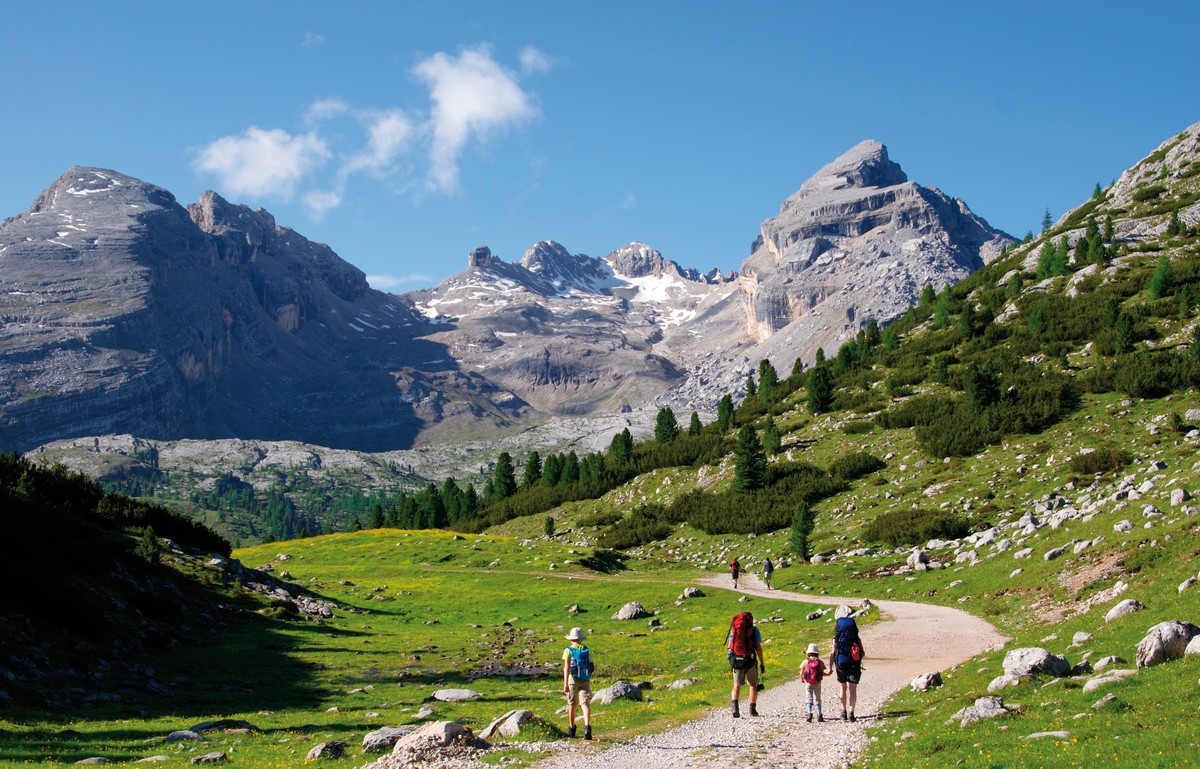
830, 605, 865, 722
726, 611, 765, 718
562, 627, 594, 739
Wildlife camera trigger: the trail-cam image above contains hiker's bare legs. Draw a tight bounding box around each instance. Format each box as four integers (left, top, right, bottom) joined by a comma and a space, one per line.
847, 682, 857, 715
581, 699, 591, 728
567, 698, 577, 729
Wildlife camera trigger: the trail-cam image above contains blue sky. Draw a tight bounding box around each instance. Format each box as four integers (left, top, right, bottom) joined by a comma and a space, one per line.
3, 1, 1198, 290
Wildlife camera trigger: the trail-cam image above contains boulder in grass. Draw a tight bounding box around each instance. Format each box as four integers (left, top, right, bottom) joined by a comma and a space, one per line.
952, 696, 1010, 727
1071, 632, 1094, 647
75, 760, 111, 766
612, 602, 649, 620
1186, 636, 1200, 657
362, 726, 417, 753
188, 720, 257, 734
166, 731, 203, 742
593, 680, 643, 704
432, 688, 482, 702
305, 741, 345, 761
479, 709, 537, 740
1180, 577, 1198, 595
189, 754, 227, 765
391, 721, 485, 754
910, 672, 942, 691
1003, 648, 1071, 678
988, 674, 1022, 692
1105, 599, 1146, 624
681, 587, 705, 599
1136, 620, 1200, 668
668, 678, 698, 690
134, 758, 170, 764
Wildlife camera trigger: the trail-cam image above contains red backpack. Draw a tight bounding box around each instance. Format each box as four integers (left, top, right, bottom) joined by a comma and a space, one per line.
801, 657, 824, 684
729, 612, 755, 656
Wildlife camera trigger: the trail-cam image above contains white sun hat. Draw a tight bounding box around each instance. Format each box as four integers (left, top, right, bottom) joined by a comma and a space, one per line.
566, 627, 586, 641
806, 643, 821, 655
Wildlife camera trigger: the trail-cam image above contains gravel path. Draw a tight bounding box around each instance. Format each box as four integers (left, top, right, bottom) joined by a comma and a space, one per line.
529, 574, 1008, 769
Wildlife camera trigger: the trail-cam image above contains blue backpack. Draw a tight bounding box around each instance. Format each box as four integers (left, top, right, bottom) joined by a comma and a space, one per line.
834, 617, 863, 665
568, 645, 594, 681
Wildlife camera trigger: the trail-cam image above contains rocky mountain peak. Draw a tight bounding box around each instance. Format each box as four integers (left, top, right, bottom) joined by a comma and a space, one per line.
467, 245, 499, 268
520, 240, 575, 271
605, 241, 673, 278
792, 140, 909, 200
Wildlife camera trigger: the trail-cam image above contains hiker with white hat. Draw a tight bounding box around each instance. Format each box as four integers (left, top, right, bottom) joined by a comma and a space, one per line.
562, 627, 594, 739
800, 642, 829, 722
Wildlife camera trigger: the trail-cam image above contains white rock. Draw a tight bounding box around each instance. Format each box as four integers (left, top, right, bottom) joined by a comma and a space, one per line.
1136, 620, 1200, 668
1104, 599, 1147, 624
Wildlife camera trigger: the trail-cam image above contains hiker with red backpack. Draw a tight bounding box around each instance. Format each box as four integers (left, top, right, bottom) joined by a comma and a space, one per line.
829, 605, 864, 722
726, 611, 764, 718
730, 557, 740, 589
562, 627, 594, 739
800, 643, 828, 722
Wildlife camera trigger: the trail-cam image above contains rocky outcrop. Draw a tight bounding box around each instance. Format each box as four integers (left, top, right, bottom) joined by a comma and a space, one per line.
0, 167, 485, 454
739, 140, 1013, 366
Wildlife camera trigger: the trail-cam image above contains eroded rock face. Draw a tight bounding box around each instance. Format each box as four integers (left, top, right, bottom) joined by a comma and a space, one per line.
740, 140, 1013, 363
0, 167, 473, 453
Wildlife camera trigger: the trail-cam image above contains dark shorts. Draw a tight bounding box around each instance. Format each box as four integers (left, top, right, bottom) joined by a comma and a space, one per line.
836, 664, 861, 684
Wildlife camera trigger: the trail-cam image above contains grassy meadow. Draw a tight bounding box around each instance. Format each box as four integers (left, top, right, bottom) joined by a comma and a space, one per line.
0, 529, 827, 767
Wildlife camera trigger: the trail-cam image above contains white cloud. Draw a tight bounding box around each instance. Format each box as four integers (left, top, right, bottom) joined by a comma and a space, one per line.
346, 110, 414, 174
367, 272, 436, 290
193, 127, 329, 199
305, 97, 351, 123
303, 32, 325, 48
304, 189, 342, 220
620, 189, 637, 210
519, 45, 552, 74
413, 46, 538, 193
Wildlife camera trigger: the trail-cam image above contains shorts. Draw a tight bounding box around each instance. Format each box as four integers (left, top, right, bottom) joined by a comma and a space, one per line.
835, 663, 861, 684
567, 679, 592, 706
732, 663, 760, 687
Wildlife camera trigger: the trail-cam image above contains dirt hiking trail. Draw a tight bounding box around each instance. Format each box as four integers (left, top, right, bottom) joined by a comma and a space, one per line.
531, 573, 1008, 769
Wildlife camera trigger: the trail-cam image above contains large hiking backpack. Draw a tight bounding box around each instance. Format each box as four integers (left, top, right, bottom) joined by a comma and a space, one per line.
801, 657, 824, 684
834, 616, 864, 664
568, 645, 594, 681
728, 612, 755, 669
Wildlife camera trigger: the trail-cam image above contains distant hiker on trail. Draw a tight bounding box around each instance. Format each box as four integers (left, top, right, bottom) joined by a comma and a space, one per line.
730, 557, 741, 589
830, 605, 864, 722
726, 611, 765, 718
761, 557, 774, 589
800, 642, 827, 722
562, 627, 594, 739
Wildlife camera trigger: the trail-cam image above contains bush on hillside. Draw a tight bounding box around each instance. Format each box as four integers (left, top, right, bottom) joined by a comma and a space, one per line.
861, 508, 971, 547
1068, 448, 1132, 475
828, 452, 886, 481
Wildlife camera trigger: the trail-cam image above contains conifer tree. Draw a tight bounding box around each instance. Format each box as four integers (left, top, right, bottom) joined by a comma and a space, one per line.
134, 526, 160, 565
745, 372, 757, 398
688, 411, 702, 436
806, 365, 833, 414
655, 407, 680, 443
716, 394, 735, 431
762, 415, 782, 455
368, 502, 385, 529
758, 359, 779, 403
493, 452, 518, 499
522, 451, 542, 489
1149, 256, 1173, 299
733, 424, 767, 492
562, 451, 581, 483
544, 516, 555, 537
790, 503, 815, 562
1042, 208, 1053, 233
542, 453, 563, 486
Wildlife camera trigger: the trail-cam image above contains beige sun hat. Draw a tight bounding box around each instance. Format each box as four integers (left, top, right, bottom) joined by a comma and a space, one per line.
806, 643, 821, 655
566, 627, 586, 641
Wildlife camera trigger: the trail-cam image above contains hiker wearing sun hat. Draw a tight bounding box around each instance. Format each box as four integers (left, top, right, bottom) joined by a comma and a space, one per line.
800, 642, 828, 722
562, 627, 594, 739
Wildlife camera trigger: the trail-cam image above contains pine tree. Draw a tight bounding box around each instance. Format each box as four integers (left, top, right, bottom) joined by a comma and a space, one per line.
745, 372, 757, 398
758, 359, 779, 403
493, 452, 518, 499
688, 411, 703, 436
1167, 209, 1183, 237
958, 302, 977, 340
368, 503, 385, 529
134, 525, 160, 565
349, 517, 363, 532
762, 415, 782, 455
1092, 182, 1103, 201
806, 364, 833, 414
1041, 208, 1053, 233
933, 293, 951, 327
1149, 256, 1173, 300
790, 356, 805, 378
522, 451, 542, 489
562, 452, 581, 483
733, 424, 767, 492
790, 503, 815, 562
716, 394, 734, 431
543, 516, 555, 537
542, 453, 563, 486
655, 407, 680, 443
815, 347, 826, 366
865, 320, 882, 347
1114, 312, 1134, 355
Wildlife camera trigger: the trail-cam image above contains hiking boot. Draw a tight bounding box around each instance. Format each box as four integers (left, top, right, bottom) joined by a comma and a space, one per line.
731, 701, 740, 718
806, 713, 812, 723
749, 704, 759, 717
818, 714, 824, 722
841, 711, 848, 721
567, 725, 576, 738
850, 712, 857, 723
584, 725, 592, 740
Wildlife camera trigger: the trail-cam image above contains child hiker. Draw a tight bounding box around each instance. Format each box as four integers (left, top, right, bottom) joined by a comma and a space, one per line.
800, 642, 827, 722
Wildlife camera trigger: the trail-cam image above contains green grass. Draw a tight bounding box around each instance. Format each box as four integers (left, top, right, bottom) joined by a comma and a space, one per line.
0, 530, 825, 767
